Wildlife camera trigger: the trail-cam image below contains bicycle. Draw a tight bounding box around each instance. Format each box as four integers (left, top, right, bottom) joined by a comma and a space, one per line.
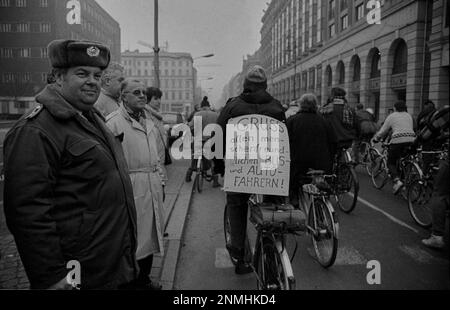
357, 140, 382, 176
407, 147, 448, 228
224, 196, 304, 290
299, 170, 339, 268
329, 148, 359, 214
192, 154, 214, 193
370, 142, 423, 199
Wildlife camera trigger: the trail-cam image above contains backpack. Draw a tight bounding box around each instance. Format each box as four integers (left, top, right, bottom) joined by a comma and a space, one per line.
342, 102, 355, 128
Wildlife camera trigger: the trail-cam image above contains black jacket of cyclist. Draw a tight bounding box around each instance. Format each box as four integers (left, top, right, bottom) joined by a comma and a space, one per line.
320, 87, 357, 149
216, 65, 285, 275
287, 93, 337, 207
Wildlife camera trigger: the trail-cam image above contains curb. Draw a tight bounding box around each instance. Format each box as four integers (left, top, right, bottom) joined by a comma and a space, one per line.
159, 179, 195, 290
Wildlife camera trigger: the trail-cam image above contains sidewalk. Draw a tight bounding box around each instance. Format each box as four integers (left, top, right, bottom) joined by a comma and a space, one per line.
0, 160, 194, 290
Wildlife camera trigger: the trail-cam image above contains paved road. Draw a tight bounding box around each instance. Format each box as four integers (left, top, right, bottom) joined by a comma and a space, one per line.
174, 168, 450, 290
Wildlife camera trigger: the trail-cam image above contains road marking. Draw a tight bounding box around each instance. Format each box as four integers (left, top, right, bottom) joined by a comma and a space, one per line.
399, 245, 449, 265
307, 245, 367, 265
215, 248, 235, 269
352, 194, 420, 235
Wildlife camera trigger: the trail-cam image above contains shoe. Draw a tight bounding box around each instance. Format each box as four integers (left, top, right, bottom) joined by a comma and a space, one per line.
212, 175, 221, 188
392, 180, 404, 195
235, 260, 252, 275
146, 280, 162, 290
422, 235, 445, 249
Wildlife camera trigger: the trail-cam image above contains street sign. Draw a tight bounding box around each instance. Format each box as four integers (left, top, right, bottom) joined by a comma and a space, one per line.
223, 115, 290, 196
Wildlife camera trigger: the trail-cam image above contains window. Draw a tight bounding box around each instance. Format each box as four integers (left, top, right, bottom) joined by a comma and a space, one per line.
185, 92, 190, 100
40, 47, 48, 58
3, 73, 15, 83
392, 41, 408, 74
172, 80, 175, 88
340, 0, 347, 11
18, 48, 31, 58
20, 72, 31, 83
16, 23, 30, 32
41, 72, 48, 82
329, 0, 335, 19
15, 0, 26, 7
15, 101, 28, 109
178, 80, 182, 88
0, 23, 12, 32
356, 3, 364, 21
0, 0, 10, 7
178, 91, 182, 100
186, 69, 190, 76
341, 14, 348, 30
137, 69, 141, 76
39, 23, 51, 33
39, 0, 48, 7
0, 48, 13, 58
178, 69, 182, 76
445, 0, 449, 28
186, 80, 191, 88
329, 23, 335, 37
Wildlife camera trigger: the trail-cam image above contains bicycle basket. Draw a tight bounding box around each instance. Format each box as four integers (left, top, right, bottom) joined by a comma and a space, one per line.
249, 203, 306, 232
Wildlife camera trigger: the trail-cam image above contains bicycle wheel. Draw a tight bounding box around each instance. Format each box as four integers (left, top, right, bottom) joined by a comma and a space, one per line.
256, 237, 294, 290
407, 179, 433, 228
309, 198, 338, 268
371, 155, 389, 189
197, 161, 204, 193
366, 148, 380, 176
336, 164, 359, 213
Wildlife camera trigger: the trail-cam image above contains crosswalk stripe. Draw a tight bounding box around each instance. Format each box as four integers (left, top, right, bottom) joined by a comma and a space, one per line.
307, 245, 367, 265
398, 245, 449, 265
353, 194, 420, 235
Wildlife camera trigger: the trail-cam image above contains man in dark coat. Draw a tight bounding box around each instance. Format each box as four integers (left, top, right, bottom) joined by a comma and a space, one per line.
287, 94, 337, 207
216, 65, 285, 275
3, 40, 138, 290
320, 87, 357, 149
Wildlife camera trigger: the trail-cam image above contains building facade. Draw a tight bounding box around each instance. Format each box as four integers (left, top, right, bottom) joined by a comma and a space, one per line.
0, 0, 120, 119
261, 0, 449, 122
121, 50, 196, 115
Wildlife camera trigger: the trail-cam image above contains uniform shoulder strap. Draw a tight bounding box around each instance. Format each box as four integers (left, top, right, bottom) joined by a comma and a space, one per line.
25, 104, 44, 120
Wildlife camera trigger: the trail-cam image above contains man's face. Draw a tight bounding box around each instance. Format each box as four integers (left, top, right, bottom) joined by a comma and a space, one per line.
56, 66, 102, 111
122, 81, 147, 112
105, 69, 124, 98
149, 96, 161, 110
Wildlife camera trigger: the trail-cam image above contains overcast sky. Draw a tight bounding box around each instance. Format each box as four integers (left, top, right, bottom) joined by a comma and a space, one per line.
96, 0, 268, 108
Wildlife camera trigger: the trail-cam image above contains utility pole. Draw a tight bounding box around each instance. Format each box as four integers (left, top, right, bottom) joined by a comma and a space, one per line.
153, 0, 160, 88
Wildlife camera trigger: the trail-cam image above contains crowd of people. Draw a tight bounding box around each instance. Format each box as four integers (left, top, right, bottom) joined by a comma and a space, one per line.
1, 38, 448, 289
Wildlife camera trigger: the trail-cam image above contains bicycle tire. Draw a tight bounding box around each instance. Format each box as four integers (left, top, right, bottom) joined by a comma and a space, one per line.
309, 198, 338, 268
407, 179, 433, 228
371, 155, 389, 189
197, 160, 203, 193
366, 148, 380, 176
336, 164, 359, 213
256, 237, 294, 290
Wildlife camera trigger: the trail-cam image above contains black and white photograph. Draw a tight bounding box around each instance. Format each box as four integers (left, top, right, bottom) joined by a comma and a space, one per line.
0, 0, 449, 295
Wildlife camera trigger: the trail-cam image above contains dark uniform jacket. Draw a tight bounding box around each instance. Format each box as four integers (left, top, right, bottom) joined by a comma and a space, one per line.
3, 85, 138, 289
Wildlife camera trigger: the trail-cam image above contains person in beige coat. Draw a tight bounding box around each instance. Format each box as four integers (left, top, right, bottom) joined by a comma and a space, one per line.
146, 87, 169, 186
106, 79, 165, 290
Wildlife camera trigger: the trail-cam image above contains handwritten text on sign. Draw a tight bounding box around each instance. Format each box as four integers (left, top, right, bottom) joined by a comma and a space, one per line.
223, 115, 290, 196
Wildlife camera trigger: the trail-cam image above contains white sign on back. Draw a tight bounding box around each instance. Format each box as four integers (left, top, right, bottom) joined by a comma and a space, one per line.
223, 115, 290, 196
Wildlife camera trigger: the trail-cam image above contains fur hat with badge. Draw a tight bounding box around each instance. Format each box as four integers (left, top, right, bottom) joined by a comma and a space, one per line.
47, 39, 111, 70
243, 65, 268, 91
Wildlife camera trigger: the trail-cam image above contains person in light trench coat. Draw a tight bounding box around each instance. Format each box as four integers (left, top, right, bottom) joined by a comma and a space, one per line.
106, 79, 165, 290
